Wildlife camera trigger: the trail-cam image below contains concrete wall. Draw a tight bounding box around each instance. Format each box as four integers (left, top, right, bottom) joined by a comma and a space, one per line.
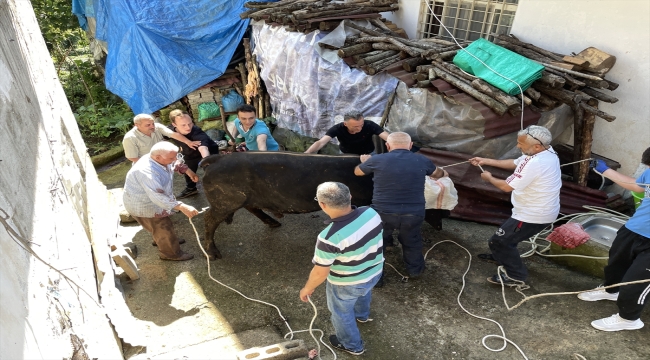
511, 0, 650, 179
383, 0, 650, 178
0, 1, 122, 358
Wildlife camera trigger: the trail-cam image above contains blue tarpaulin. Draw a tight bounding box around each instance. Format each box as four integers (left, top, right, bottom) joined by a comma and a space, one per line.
76, 0, 252, 114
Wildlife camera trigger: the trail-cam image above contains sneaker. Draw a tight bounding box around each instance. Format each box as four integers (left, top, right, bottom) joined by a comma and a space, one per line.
329, 335, 365, 356
356, 317, 373, 323
176, 187, 198, 199
578, 286, 619, 302
591, 314, 644, 332
487, 274, 524, 287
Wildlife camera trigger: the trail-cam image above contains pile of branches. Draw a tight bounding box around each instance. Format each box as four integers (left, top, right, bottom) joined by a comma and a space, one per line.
241, 0, 399, 33
329, 20, 471, 75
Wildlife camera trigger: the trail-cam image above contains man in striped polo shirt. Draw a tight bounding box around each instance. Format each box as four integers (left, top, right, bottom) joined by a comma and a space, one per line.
299, 182, 384, 356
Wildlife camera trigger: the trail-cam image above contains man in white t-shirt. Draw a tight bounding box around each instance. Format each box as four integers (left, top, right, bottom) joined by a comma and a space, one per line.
470, 125, 561, 286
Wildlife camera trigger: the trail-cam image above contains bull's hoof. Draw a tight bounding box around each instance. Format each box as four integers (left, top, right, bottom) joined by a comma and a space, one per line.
267, 221, 282, 228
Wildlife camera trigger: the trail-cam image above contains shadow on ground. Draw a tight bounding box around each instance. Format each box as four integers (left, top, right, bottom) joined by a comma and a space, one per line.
101, 158, 650, 360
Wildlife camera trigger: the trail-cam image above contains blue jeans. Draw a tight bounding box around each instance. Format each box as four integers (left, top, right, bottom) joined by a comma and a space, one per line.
379, 212, 426, 276
326, 273, 381, 352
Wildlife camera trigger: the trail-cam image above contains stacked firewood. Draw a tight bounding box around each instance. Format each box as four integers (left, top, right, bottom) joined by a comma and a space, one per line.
241, 0, 401, 34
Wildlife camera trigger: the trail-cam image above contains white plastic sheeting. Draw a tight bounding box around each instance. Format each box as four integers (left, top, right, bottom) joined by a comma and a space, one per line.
252, 22, 398, 139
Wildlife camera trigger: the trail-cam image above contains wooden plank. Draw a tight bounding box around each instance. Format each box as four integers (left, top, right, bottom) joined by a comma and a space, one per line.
111, 248, 140, 280
562, 56, 589, 67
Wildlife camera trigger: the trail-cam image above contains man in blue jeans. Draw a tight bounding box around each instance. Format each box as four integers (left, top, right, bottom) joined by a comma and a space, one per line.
299, 182, 384, 356
355, 132, 446, 279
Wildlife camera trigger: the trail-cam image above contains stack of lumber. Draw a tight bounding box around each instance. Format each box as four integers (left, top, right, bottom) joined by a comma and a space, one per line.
241, 0, 401, 34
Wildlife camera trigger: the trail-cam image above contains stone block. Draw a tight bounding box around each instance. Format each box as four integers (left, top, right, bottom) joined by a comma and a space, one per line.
549, 240, 608, 278
236, 340, 308, 360
111, 248, 140, 280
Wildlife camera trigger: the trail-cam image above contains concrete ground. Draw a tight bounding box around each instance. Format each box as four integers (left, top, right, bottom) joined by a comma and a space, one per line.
101, 158, 649, 360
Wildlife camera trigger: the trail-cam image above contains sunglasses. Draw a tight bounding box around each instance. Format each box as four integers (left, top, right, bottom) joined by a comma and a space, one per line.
525, 127, 544, 147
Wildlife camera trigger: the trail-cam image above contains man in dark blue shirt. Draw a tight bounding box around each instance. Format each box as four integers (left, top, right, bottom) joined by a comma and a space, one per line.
166, 110, 219, 199
354, 132, 447, 278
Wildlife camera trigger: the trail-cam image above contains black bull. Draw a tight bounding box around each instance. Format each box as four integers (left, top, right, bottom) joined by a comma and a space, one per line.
199, 152, 447, 260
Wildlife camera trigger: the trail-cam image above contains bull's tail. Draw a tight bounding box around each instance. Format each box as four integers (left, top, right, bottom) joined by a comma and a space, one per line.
199, 154, 223, 169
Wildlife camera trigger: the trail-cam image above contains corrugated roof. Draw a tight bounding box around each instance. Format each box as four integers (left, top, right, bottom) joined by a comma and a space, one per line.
418, 148, 608, 226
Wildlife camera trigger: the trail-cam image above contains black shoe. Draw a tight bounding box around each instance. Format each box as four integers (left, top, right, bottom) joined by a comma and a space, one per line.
177, 187, 198, 199
478, 253, 500, 265
329, 335, 365, 356
487, 274, 524, 287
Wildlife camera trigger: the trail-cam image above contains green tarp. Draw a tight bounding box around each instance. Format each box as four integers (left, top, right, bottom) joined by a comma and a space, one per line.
453, 38, 544, 95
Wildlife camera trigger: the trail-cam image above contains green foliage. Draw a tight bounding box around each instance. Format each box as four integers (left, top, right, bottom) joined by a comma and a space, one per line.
31, 0, 133, 153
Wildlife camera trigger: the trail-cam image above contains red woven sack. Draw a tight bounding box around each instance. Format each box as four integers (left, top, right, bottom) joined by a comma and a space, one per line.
546, 223, 591, 249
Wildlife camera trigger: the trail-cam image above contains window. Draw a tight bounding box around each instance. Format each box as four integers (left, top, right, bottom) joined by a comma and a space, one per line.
418, 0, 519, 42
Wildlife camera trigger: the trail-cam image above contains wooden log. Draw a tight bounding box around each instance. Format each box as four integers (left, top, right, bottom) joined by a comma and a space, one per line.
524, 87, 541, 101
367, 54, 403, 75
437, 50, 458, 60
497, 42, 553, 63
577, 99, 598, 186
494, 34, 564, 62
354, 36, 423, 57
517, 93, 532, 106
237, 62, 247, 91
604, 79, 619, 91
412, 73, 428, 81
434, 67, 509, 115
371, 43, 403, 52
343, 20, 440, 51
429, 68, 437, 80
379, 86, 397, 128
571, 103, 585, 180
580, 101, 616, 122
319, 21, 341, 31
582, 78, 610, 89
416, 64, 435, 73
538, 62, 605, 81
537, 93, 557, 108
432, 61, 475, 82
532, 83, 584, 104
295, 6, 397, 21
549, 61, 582, 71
580, 87, 619, 103
338, 43, 373, 58
357, 50, 398, 65
352, 50, 383, 62
402, 57, 429, 72
537, 72, 565, 88
370, 18, 405, 39
471, 79, 521, 110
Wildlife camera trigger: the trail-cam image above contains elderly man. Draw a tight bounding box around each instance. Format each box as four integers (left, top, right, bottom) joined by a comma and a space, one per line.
578, 147, 650, 332
166, 110, 220, 199
229, 104, 279, 151
123, 113, 200, 163
123, 142, 199, 261
354, 132, 446, 279
470, 125, 561, 286
300, 182, 383, 356
305, 112, 389, 155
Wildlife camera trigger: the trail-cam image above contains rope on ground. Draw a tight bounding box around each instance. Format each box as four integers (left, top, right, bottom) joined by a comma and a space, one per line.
188, 217, 336, 360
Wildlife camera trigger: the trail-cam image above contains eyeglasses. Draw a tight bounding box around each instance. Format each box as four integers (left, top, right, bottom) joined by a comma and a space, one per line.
525, 127, 544, 147
314, 196, 319, 201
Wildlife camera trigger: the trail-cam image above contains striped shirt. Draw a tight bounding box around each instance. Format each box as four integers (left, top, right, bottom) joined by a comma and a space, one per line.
312, 206, 384, 285
123, 154, 183, 218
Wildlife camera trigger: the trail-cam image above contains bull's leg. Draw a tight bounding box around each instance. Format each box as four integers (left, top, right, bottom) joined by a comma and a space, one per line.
245, 207, 282, 228
203, 207, 224, 260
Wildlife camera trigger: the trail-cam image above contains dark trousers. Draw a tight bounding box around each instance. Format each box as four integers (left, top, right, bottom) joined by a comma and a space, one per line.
132, 215, 182, 259
183, 155, 202, 190
488, 217, 550, 281
379, 212, 425, 276
603, 225, 650, 320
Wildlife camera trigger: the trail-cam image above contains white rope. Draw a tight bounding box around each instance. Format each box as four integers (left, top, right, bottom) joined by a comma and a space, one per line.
188, 217, 336, 360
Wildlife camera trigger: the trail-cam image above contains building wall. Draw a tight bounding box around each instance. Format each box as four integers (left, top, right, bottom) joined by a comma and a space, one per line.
510, 0, 650, 178
383, 0, 650, 178
0, 1, 122, 358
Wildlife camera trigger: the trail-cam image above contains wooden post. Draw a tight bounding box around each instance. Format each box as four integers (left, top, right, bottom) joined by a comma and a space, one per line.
576, 99, 598, 186
571, 103, 585, 182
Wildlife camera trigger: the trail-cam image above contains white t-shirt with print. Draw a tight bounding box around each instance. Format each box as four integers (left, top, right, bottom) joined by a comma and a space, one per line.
506, 147, 561, 224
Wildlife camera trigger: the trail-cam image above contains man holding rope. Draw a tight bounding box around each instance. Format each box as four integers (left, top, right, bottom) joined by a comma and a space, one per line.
470, 125, 561, 286
578, 147, 650, 331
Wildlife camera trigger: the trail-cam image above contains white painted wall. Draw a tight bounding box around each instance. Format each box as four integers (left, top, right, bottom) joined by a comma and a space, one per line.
382, 0, 421, 39
0, 1, 122, 358
511, 0, 650, 179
